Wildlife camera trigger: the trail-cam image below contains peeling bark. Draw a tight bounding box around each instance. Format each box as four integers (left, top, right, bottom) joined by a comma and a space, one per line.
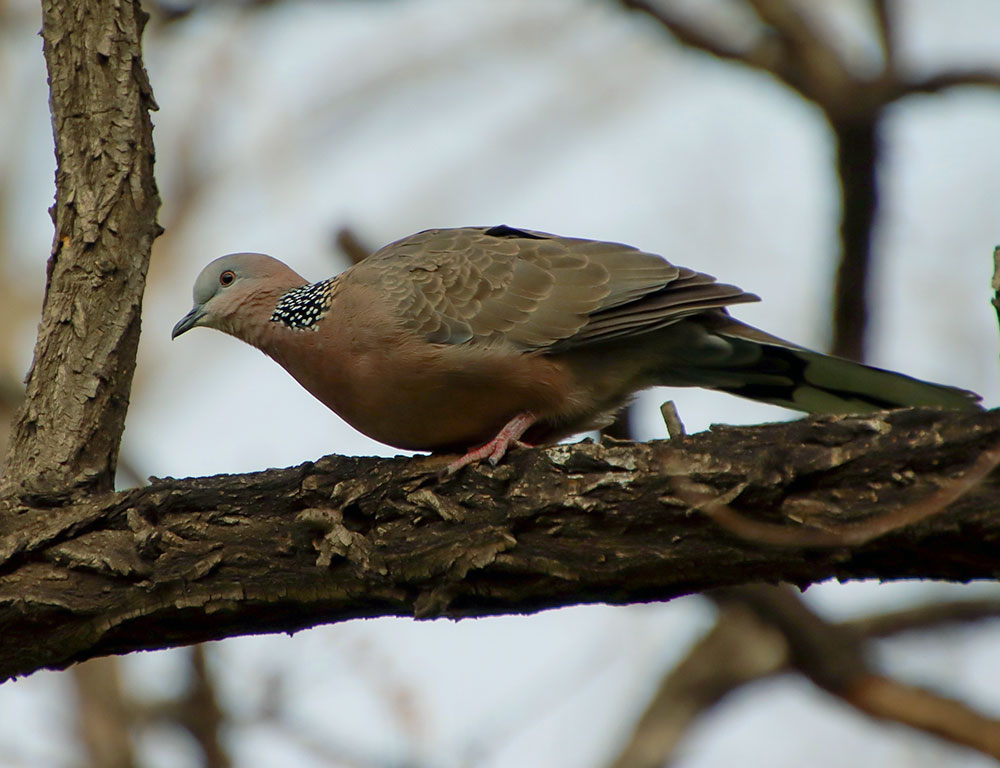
0, 407, 997, 682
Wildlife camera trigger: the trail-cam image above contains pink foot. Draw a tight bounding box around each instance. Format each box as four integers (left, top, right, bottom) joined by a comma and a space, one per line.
445, 412, 537, 475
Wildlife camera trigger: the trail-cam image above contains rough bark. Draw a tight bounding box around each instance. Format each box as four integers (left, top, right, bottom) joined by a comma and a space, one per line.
0, 407, 996, 682
2, 0, 160, 496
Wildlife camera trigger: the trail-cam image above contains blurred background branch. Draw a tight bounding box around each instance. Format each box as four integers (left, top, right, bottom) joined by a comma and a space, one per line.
621, 0, 1000, 361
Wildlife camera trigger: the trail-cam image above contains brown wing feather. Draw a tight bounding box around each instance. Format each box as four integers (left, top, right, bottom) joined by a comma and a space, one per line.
565, 281, 759, 347
353, 226, 758, 352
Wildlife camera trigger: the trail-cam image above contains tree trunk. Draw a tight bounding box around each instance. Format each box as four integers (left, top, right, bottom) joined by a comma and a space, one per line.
2, 0, 161, 497
831, 118, 879, 362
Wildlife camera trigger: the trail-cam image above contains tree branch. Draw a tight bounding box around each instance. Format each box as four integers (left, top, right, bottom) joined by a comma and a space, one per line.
618, 0, 1000, 367
741, 0, 846, 91
0, 407, 997, 682
72, 657, 137, 768
830, 119, 878, 361
183, 646, 231, 768
872, 0, 895, 72
609, 601, 786, 768
847, 598, 1000, 637
896, 70, 1000, 98
712, 585, 1000, 758
619, 0, 784, 73
334, 226, 372, 265
847, 675, 1000, 756
609, 592, 1000, 767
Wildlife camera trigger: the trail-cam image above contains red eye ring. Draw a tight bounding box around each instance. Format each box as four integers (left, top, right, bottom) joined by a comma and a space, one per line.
219, 270, 236, 286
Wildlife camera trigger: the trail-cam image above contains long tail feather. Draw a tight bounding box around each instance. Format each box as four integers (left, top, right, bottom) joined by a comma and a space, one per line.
710, 343, 981, 413
648, 317, 982, 413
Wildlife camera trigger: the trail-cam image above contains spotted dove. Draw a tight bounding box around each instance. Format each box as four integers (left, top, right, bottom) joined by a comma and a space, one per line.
172, 225, 981, 471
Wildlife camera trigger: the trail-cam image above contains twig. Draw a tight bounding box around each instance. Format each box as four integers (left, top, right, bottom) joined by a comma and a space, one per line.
741, 0, 831, 64
659, 400, 685, 438
872, 0, 894, 72
71, 657, 136, 768
897, 70, 1000, 99
183, 646, 230, 768
619, 0, 781, 72
115, 456, 146, 490
992, 245, 1000, 338
334, 227, 371, 265
847, 598, 1000, 638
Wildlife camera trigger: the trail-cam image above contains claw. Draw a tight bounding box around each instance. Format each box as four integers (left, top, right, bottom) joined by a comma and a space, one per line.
446, 413, 537, 474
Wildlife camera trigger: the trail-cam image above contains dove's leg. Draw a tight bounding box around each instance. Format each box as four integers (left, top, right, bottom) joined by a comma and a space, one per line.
446, 412, 537, 474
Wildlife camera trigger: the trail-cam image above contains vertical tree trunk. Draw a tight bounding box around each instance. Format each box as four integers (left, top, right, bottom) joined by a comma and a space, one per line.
831, 118, 879, 362
2, 0, 161, 496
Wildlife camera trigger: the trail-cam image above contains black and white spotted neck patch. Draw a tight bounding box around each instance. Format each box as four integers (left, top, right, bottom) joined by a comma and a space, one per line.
270, 278, 337, 331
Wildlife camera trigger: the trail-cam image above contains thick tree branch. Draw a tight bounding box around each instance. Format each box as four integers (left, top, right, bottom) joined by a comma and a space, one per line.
2, 0, 160, 496
0, 407, 996, 682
